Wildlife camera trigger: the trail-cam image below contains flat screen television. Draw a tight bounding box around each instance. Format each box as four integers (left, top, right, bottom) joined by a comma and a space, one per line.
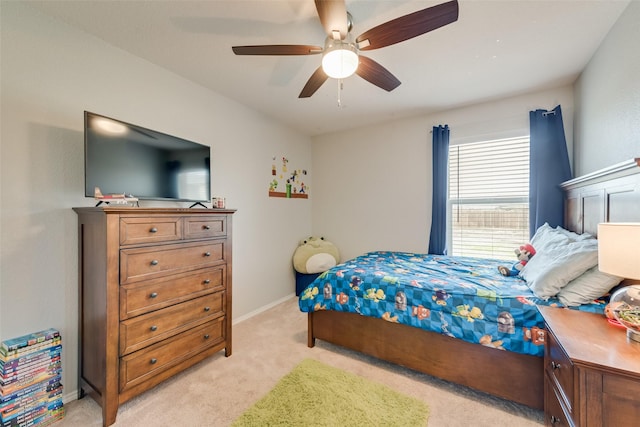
84, 111, 211, 203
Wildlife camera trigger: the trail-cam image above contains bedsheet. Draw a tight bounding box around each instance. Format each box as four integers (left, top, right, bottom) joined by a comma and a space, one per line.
298, 251, 606, 357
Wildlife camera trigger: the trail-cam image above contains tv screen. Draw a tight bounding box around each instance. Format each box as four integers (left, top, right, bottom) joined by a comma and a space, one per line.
84, 111, 211, 203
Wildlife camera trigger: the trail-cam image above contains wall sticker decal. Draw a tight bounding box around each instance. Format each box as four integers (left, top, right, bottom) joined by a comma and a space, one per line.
268, 156, 309, 199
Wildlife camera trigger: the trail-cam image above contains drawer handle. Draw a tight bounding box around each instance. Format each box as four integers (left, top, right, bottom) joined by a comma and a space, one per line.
204, 334, 210, 339
150, 358, 157, 365
150, 227, 158, 233
204, 279, 211, 284
204, 306, 210, 312
551, 361, 561, 371
150, 259, 159, 266
550, 415, 560, 424
203, 225, 210, 230
204, 252, 211, 257
150, 325, 158, 331
150, 292, 158, 298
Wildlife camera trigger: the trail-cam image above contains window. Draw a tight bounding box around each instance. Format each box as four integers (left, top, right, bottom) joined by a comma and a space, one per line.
448, 137, 529, 260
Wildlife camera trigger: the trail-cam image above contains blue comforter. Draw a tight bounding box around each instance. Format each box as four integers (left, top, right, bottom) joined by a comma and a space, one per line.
299, 251, 606, 357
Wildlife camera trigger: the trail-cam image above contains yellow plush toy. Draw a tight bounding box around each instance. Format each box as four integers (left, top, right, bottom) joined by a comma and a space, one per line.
293, 236, 340, 274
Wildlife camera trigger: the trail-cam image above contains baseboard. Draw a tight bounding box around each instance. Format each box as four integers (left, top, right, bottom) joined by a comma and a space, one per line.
233, 293, 296, 325
62, 389, 79, 404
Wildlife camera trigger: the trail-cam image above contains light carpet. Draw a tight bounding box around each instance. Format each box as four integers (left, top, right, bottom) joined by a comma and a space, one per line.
59, 297, 543, 426
232, 358, 430, 426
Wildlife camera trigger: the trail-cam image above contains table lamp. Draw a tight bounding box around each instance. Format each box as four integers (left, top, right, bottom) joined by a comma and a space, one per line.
598, 222, 640, 343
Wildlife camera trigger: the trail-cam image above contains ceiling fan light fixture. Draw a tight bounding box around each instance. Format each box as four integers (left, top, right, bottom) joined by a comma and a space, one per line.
321, 37, 358, 79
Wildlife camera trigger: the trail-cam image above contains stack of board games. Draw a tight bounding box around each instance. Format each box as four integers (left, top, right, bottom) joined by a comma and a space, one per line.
0, 329, 64, 426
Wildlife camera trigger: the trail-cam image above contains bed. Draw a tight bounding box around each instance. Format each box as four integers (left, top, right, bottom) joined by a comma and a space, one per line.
300, 158, 640, 410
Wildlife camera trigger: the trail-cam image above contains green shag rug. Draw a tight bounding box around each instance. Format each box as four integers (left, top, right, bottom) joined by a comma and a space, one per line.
232, 359, 429, 426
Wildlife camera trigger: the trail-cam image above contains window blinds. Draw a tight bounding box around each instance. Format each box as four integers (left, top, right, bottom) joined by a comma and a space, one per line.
449, 137, 530, 260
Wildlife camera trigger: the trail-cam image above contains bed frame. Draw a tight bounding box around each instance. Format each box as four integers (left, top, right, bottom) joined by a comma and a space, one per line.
307, 158, 640, 410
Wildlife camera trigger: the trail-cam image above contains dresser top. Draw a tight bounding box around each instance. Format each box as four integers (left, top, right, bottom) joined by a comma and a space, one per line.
539, 305, 640, 376
73, 206, 236, 215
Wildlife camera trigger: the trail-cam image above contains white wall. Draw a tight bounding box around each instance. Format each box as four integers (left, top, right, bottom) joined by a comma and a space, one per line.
0, 3, 311, 402
312, 87, 574, 261
574, 1, 640, 176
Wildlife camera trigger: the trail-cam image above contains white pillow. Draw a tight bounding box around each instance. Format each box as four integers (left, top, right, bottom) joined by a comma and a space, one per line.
522, 223, 567, 280
557, 265, 622, 306
554, 225, 595, 242
530, 223, 571, 253
521, 238, 599, 300
529, 223, 595, 251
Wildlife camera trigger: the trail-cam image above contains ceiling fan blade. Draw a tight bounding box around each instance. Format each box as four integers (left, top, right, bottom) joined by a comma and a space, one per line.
232, 45, 322, 55
299, 67, 329, 98
356, 0, 459, 51
355, 56, 401, 92
315, 0, 348, 40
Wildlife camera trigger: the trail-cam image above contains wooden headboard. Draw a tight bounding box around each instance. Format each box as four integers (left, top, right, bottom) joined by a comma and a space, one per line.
561, 158, 640, 236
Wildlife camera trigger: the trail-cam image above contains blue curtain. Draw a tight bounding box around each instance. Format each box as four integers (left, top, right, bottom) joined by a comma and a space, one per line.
529, 105, 572, 237
428, 125, 450, 255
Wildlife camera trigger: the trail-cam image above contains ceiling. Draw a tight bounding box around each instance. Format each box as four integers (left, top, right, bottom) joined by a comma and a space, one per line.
26, 0, 629, 136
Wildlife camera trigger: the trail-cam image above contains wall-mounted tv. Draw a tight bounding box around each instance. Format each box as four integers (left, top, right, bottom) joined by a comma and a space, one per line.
84, 111, 211, 203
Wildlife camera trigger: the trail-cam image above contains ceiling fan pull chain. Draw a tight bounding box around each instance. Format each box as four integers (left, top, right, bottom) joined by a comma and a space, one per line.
337, 79, 344, 108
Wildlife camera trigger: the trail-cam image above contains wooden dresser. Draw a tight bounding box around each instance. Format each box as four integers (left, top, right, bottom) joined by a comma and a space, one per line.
539, 305, 640, 426
73, 207, 234, 426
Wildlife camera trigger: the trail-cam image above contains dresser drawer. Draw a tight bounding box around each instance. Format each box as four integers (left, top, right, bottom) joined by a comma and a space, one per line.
120, 216, 182, 245
120, 267, 225, 319
119, 292, 225, 355
120, 241, 225, 284
119, 318, 225, 392
546, 330, 574, 413
184, 216, 227, 240
545, 378, 572, 426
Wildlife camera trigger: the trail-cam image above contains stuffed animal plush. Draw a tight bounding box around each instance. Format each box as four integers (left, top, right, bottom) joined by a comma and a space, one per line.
293, 236, 340, 274
498, 243, 536, 277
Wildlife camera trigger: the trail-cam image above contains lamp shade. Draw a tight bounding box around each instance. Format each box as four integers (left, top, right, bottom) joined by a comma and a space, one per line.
321, 37, 358, 79
598, 222, 640, 279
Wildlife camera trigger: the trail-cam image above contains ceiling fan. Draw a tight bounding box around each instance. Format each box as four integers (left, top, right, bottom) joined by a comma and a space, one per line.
232, 0, 459, 98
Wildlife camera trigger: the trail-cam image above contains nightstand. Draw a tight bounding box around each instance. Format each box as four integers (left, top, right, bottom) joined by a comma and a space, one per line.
538, 305, 640, 426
